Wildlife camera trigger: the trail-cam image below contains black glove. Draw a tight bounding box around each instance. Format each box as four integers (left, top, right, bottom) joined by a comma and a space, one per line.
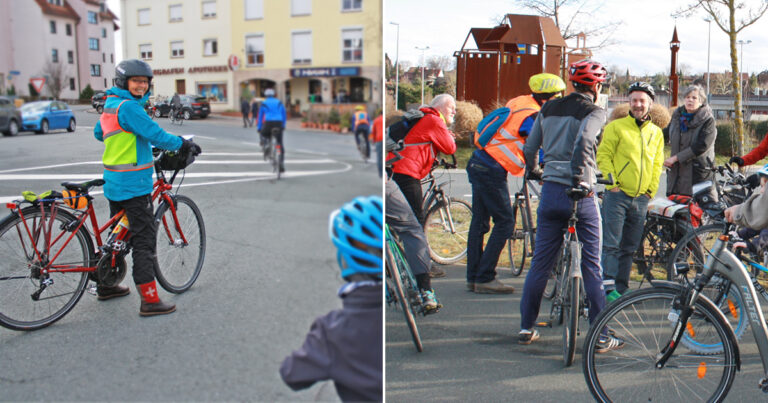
180, 138, 202, 156
746, 173, 761, 189
729, 156, 745, 167
525, 167, 543, 181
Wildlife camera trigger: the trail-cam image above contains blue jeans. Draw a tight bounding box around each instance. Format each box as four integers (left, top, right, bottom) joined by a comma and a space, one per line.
601, 190, 650, 294
466, 156, 514, 284
520, 182, 604, 330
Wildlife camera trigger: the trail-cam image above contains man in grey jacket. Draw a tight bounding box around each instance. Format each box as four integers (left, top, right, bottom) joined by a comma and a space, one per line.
725, 164, 768, 230
517, 60, 621, 352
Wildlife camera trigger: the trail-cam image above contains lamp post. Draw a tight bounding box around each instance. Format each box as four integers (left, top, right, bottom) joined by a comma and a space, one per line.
704, 17, 711, 100
415, 45, 430, 106
738, 39, 752, 118
390, 22, 399, 111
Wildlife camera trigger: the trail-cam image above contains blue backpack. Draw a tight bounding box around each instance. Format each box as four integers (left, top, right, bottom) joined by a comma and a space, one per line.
473, 107, 512, 148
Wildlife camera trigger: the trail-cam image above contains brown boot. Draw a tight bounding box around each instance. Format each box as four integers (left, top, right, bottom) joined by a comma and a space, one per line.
96, 284, 131, 301
138, 281, 176, 317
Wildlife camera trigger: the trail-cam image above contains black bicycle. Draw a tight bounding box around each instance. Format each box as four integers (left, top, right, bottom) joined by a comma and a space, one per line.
508, 179, 539, 276
262, 127, 283, 180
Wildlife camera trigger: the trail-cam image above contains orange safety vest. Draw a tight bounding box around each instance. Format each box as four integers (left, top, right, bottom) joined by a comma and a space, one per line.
353, 111, 369, 130
483, 95, 540, 176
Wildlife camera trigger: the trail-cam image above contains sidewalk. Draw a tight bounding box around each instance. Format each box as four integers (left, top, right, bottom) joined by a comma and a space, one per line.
209, 113, 350, 134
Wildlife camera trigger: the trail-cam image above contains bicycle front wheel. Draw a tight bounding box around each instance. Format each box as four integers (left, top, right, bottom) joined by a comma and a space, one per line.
386, 241, 422, 352
424, 198, 472, 264
582, 287, 738, 403
154, 195, 206, 293
0, 207, 92, 330
563, 243, 581, 367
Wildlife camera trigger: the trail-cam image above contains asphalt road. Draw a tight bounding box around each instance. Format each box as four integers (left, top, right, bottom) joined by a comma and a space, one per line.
0, 105, 380, 401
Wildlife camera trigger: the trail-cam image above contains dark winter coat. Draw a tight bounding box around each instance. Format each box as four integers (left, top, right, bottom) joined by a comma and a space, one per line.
665, 104, 717, 196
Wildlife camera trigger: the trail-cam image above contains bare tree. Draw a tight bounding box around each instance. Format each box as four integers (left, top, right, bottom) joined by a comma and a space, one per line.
41, 59, 70, 99
427, 55, 455, 71
711, 71, 734, 95
675, 0, 768, 155
519, 0, 621, 51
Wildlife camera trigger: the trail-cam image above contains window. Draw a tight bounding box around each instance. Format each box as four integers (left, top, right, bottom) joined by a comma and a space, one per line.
341, 28, 363, 62
50, 21, 56, 34
102, 53, 105, 62
69, 78, 75, 91
203, 39, 217, 56
111, 53, 114, 63
140, 44, 152, 59
244, 0, 263, 20
67, 50, 74, 64
138, 8, 150, 25
169, 4, 182, 22
90, 64, 101, 76
292, 0, 311, 16
88, 11, 97, 24
245, 34, 264, 66
291, 31, 312, 65
89, 38, 99, 51
342, 0, 362, 11
48, 0, 62, 5
171, 41, 184, 58
197, 82, 227, 103
51, 49, 59, 63
66, 23, 72, 36
202, 1, 216, 18
102, 28, 107, 38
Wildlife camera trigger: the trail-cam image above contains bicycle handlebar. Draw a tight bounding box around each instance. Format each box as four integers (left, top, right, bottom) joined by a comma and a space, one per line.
432, 154, 457, 170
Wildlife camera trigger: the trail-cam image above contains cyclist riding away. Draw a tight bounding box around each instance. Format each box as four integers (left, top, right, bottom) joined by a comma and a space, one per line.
170, 92, 182, 121
94, 59, 201, 317
280, 196, 383, 402
351, 105, 370, 159
518, 60, 622, 351
257, 88, 287, 173
465, 73, 565, 294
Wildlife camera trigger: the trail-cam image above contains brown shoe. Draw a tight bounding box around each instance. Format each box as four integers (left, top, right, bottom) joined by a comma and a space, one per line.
140, 300, 177, 316
474, 279, 515, 294
466, 282, 475, 292
429, 265, 446, 278
96, 284, 130, 300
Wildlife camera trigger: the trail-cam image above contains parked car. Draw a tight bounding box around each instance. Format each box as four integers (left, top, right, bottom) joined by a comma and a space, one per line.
153, 95, 210, 119
20, 101, 76, 134
0, 96, 22, 136
92, 91, 107, 113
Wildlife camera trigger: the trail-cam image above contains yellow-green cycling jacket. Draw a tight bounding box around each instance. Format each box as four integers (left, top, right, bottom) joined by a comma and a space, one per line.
596, 114, 665, 198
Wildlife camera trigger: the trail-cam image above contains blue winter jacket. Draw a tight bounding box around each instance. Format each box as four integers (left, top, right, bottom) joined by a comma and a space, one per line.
94, 87, 183, 201
257, 96, 286, 131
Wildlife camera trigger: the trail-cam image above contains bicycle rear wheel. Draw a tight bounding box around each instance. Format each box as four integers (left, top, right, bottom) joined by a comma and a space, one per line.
0, 207, 92, 331
508, 202, 530, 277
154, 195, 206, 293
386, 241, 423, 352
424, 197, 472, 264
582, 287, 737, 403
356, 131, 369, 163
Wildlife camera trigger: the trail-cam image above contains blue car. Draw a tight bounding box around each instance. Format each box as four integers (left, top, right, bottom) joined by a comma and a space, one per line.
20, 101, 77, 134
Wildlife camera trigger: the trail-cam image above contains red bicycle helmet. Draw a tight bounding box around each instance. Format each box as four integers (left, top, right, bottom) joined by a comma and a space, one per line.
569, 60, 608, 86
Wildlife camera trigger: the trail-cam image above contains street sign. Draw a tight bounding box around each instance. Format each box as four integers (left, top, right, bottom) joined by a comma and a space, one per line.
30, 77, 46, 93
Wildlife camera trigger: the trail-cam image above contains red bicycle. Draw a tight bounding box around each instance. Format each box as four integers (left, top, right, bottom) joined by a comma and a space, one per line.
0, 148, 205, 331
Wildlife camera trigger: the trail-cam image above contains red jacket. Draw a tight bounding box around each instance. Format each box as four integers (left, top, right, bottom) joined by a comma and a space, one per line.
388, 107, 457, 179
742, 131, 768, 166
370, 115, 383, 143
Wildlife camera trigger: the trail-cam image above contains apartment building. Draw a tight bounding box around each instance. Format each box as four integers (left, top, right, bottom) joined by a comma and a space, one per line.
120, 0, 233, 110
0, 0, 118, 99
232, 0, 382, 113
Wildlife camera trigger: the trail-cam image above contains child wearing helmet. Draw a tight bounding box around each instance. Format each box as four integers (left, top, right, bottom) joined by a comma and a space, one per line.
280, 196, 382, 402
726, 164, 768, 254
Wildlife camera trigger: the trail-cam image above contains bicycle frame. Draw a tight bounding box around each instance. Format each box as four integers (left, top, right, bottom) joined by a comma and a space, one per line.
662, 233, 768, 379
421, 173, 457, 232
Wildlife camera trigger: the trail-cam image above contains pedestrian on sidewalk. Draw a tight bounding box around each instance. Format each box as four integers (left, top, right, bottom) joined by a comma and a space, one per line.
250, 98, 260, 127
241, 97, 251, 128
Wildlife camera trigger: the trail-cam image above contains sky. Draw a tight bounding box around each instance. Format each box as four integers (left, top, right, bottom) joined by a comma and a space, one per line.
385, 0, 768, 77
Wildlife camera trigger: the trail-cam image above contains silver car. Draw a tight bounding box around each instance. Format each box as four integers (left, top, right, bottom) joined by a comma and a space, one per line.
0, 96, 22, 136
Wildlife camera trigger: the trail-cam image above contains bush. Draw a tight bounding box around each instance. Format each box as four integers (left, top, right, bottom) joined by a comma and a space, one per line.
397, 82, 421, 110
608, 103, 671, 129
453, 100, 483, 144
79, 84, 94, 101
28, 83, 39, 98
6, 85, 16, 96
715, 121, 737, 156
340, 112, 351, 129
328, 108, 340, 124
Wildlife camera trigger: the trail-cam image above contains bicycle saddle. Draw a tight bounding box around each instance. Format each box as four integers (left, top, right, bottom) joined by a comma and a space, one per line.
61, 179, 105, 193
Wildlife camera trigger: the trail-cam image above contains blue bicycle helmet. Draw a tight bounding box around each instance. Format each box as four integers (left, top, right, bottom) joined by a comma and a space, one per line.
758, 163, 768, 178
329, 196, 383, 279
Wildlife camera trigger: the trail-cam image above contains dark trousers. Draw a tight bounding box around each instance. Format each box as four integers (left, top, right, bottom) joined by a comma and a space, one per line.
391, 173, 423, 225
108, 194, 157, 285
386, 180, 431, 290
354, 124, 371, 158
466, 156, 514, 284
519, 182, 605, 330
261, 121, 285, 170
601, 190, 650, 294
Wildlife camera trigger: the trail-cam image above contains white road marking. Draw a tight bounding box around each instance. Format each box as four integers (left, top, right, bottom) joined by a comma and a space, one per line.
192, 135, 216, 140
294, 148, 329, 156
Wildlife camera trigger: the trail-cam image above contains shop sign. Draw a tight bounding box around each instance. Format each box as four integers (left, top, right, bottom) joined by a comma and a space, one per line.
153, 66, 229, 75
228, 54, 240, 71
290, 67, 360, 78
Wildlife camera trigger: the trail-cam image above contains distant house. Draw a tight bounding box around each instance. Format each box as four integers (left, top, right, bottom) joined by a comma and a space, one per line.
402, 67, 443, 86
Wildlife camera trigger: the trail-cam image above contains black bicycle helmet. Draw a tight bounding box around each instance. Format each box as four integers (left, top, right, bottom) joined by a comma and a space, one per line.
114, 59, 153, 90
628, 81, 655, 101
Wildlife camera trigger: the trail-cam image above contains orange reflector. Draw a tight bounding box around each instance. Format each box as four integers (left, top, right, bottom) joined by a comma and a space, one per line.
568, 226, 576, 234
727, 299, 738, 319
718, 234, 729, 241
6, 203, 16, 209
697, 362, 707, 379
686, 322, 696, 338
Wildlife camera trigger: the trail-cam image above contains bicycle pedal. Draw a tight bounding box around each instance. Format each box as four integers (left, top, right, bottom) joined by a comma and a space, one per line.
536, 320, 552, 328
